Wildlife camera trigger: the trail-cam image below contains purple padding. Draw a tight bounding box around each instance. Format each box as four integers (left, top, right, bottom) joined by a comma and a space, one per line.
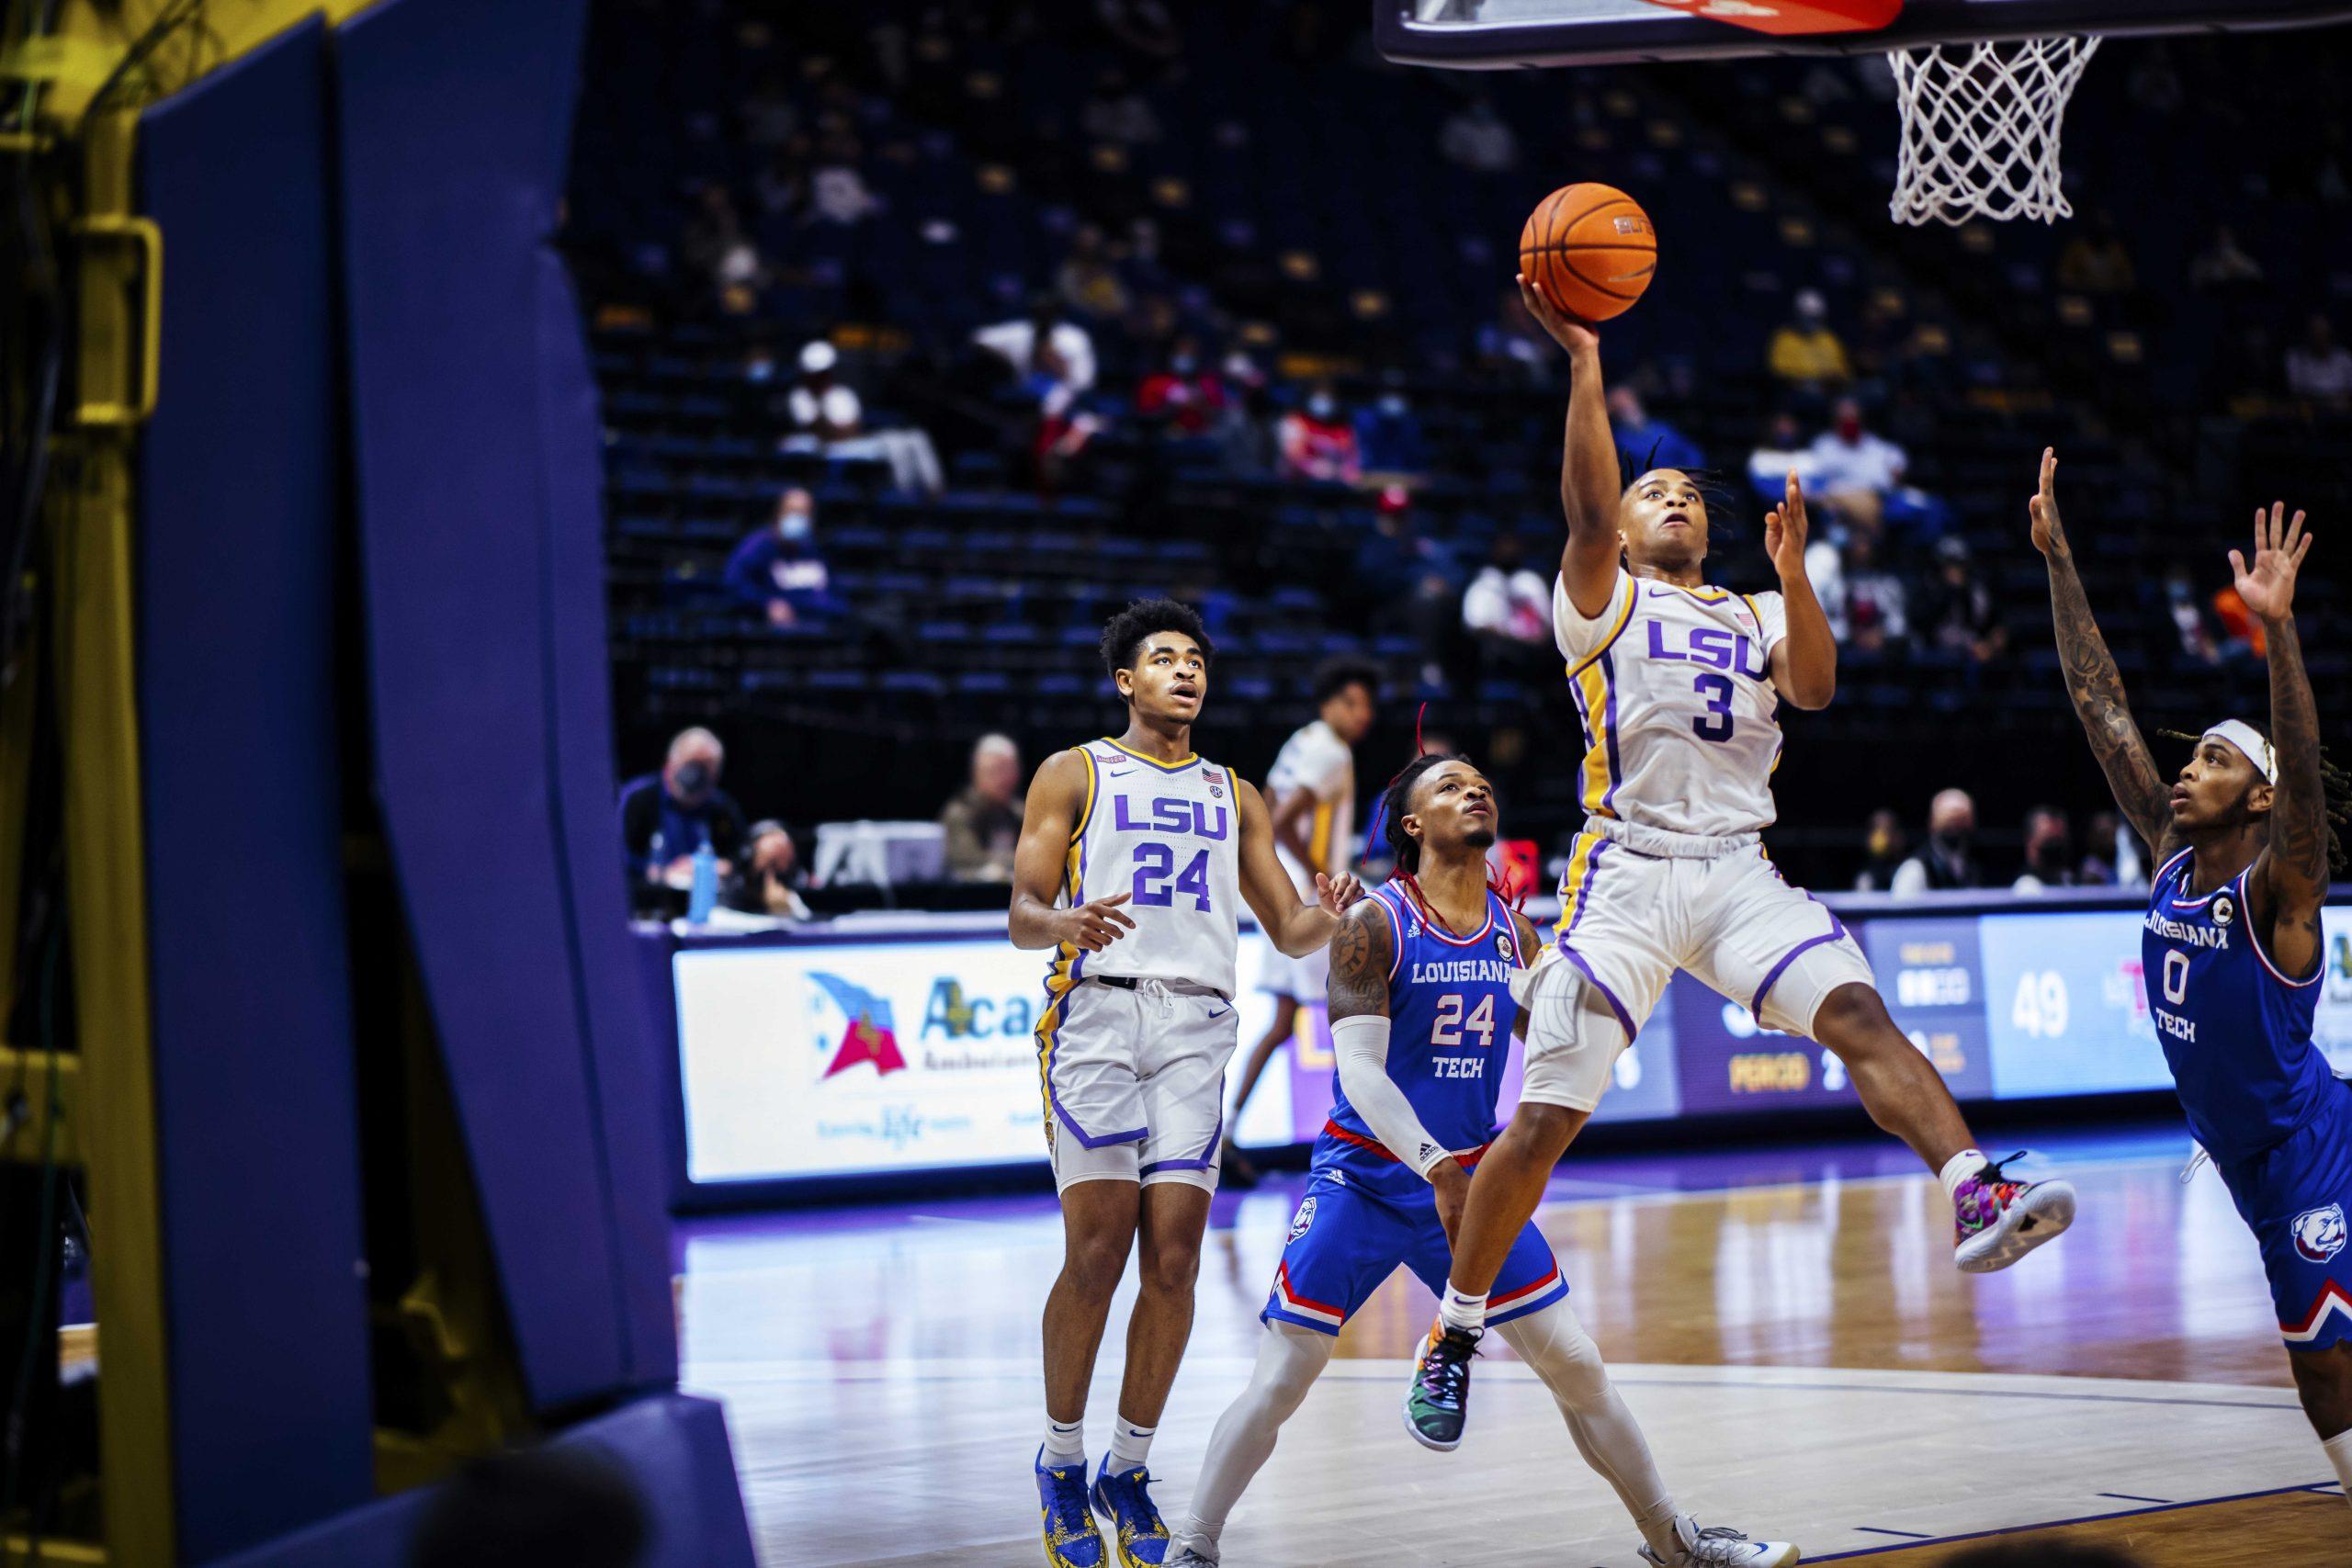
335, 0, 653, 1404
134, 21, 374, 1558
204, 1393, 755, 1568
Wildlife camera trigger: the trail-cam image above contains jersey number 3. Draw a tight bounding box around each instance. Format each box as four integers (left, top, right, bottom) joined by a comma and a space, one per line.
1430, 993, 1497, 1049
1691, 673, 1735, 742
1133, 843, 1213, 910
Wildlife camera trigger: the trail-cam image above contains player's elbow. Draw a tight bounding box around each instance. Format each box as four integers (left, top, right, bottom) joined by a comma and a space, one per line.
1786, 674, 1835, 711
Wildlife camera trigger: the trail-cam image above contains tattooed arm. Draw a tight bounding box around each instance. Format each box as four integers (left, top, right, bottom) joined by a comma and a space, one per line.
1326, 898, 1472, 1233
2030, 448, 2178, 862
2233, 503, 2327, 977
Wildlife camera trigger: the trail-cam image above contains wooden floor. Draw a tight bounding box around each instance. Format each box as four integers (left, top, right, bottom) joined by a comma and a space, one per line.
678, 1130, 2351, 1566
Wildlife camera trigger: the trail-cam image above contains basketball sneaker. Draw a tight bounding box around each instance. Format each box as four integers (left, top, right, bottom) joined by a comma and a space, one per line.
1952, 1151, 2076, 1272
1090, 1456, 1172, 1566
1638, 1515, 1801, 1567
1163, 1551, 1217, 1568
1037, 1448, 1106, 1568
1403, 1319, 1481, 1451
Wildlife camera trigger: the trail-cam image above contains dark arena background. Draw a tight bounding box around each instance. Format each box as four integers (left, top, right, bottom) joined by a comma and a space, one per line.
4, 0, 2352, 1563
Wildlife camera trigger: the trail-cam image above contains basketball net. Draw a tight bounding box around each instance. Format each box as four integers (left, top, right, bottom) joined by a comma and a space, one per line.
1887, 35, 2100, 226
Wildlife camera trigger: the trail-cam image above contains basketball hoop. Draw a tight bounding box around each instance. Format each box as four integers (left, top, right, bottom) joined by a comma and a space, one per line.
1887, 35, 2101, 226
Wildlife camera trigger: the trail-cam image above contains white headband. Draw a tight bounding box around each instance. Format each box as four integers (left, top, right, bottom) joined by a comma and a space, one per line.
2201, 719, 2277, 784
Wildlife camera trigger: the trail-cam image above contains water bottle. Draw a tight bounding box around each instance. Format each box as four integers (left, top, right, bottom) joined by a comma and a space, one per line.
687, 840, 718, 925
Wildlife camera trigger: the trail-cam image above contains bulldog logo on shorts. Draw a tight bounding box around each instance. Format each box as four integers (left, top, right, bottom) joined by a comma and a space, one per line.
1288, 1196, 1317, 1243
2292, 1202, 2347, 1263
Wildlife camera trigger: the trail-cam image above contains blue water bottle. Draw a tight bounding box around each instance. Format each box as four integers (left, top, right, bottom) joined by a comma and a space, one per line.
687, 840, 718, 925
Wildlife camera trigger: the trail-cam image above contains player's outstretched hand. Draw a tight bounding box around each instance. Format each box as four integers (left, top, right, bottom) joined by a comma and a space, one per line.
1315, 871, 1365, 916
1763, 468, 1810, 581
1516, 273, 1599, 355
1062, 891, 1136, 953
2230, 501, 2312, 622
2028, 446, 2069, 558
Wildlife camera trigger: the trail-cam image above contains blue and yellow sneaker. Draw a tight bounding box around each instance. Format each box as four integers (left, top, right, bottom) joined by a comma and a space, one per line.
1089, 1455, 1172, 1566
1037, 1447, 1106, 1567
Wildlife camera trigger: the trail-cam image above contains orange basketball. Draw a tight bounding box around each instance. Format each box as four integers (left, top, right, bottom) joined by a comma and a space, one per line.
1518, 183, 1656, 322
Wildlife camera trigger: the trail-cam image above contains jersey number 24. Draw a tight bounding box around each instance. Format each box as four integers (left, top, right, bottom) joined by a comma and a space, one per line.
1132, 844, 1212, 910
1430, 992, 1497, 1049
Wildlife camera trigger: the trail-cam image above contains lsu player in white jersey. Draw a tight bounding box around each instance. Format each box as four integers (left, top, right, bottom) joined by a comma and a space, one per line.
1012, 599, 1363, 1568
1222, 659, 1379, 1185
1403, 279, 2080, 1449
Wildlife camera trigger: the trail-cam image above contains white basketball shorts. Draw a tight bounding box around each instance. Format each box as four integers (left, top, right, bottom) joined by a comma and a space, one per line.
1518, 829, 1874, 1111
1035, 976, 1239, 1192
1254, 931, 1330, 1006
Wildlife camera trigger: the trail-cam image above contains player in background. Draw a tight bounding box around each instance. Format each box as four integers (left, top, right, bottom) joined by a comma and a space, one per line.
1012, 599, 1363, 1568
1166, 754, 1796, 1568
1221, 659, 1381, 1186
1407, 282, 2075, 1450
2031, 454, 2352, 1508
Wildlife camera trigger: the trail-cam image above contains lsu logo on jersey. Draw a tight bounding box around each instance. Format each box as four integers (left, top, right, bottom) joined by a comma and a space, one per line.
2292, 1202, 2347, 1263
1288, 1196, 1317, 1243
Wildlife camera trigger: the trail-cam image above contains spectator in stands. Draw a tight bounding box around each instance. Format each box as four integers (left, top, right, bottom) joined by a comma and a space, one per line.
2285, 313, 2352, 405
2188, 224, 2266, 293
2162, 563, 2223, 667
1355, 373, 1430, 480
1438, 94, 1518, 173
1607, 387, 1703, 472
2011, 807, 2076, 895
1840, 530, 1908, 655
1356, 485, 1462, 688
806, 129, 883, 226
1215, 354, 1279, 477
1891, 788, 1982, 896
1080, 66, 1161, 146
941, 735, 1026, 884
2054, 210, 2137, 295
1461, 531, 1551, 673
1806, 398, 1906, 536
2078, 809, 2145, 889
731, 820, 813, 920
1919, 537, 2007, 666
1767, 288, 1851, 391
974, 295, 1099, 420
619, 728, 748, 907
1478, 285, 1554, 384
1853, 808, 1908, 892
1279, 385, 1362, 485
679, 182, 763, 309
1136, 334, 1228, 435
783, 341, 944, 495
725, 487, 850, 630
1057, 223, 1131, 321
1747, 410, 1822, 505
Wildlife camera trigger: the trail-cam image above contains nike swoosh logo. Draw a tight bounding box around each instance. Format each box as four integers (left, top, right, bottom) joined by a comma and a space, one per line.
1206, 1004, 1231, 1018
1106, 768, 1134, 777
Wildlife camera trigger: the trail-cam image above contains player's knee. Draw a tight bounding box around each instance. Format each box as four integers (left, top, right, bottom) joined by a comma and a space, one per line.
1064, 1230, 1133, 1298
1136, 1234, 1202, 1297
1501, 1101, 1586, 1164
1809, 981, 1894, 1053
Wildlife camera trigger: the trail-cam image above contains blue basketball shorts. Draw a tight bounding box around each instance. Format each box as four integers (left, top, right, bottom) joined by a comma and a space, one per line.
1262, 1168, 1568, 1336
2222, 1083, 2352, 1352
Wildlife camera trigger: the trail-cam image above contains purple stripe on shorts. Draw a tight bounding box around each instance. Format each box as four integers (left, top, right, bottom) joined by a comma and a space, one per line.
1040, 989, 1146, 1150
1750, 930, 1843, 1021
1557, 943, 1635, 1039
1141, 1076, 1226, 1175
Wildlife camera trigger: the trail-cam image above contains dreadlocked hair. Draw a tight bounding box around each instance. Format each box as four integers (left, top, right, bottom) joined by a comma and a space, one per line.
1375, 750, 1518, 935
2161, 723, 2352, 874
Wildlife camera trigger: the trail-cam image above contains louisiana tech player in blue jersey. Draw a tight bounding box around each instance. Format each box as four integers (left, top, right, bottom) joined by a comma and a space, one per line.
2037, 461, 2352, 1510
1166, 757, 1795, 1568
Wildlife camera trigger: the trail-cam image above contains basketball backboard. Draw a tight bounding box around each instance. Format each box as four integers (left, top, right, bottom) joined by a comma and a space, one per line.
1379, 0, 2352, 68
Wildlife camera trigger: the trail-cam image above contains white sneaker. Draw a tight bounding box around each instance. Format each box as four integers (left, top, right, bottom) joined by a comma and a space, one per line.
1638, 1514, 1801, 1567
1164, 1550, 1217, 1568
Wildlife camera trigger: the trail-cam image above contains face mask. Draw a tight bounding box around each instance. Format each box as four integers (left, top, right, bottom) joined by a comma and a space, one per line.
1380, 393, 1407, 414
1933, 829, 1969, 855
1170, 355, 1197, 375
673, 760, 713, 800
745, 358, 775, 383
1837, 417, 1862, 442
779, 509, 813, 542
1868, 827, 1895, 857
1308, 395, 1335, 420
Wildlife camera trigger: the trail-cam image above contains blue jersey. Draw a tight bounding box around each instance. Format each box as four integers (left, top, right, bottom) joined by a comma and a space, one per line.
2142, 846, 2328, 1167
1313, 883, 1530, 1199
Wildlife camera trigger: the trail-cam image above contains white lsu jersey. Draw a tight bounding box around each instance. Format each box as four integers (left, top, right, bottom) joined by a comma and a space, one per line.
1553, 568, 1790, 840
1266, 718, 1354, 895
1046, 738, 1243, 998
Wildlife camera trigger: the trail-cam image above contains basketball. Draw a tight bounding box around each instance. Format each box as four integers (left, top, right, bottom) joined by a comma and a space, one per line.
1518, 182, 1656, 322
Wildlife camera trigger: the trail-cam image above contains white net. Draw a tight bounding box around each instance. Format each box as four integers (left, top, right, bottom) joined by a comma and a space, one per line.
1887, 36, 2102, 227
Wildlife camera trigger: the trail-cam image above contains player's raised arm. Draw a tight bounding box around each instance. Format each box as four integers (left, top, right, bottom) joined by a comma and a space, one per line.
1764, 470, 1836, 710
1234, 777, 1361, 956
2234, 502, 2331, 975
2030, 448, 2176, 859
1008, 749, 1135, 953
1519, 275, 1623, 619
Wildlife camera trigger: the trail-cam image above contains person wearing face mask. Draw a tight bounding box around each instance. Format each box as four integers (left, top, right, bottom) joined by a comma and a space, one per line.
725, 487, 849, 630
1277, 383, 1361, 485
618, 728, 750, 916
1355, 372, 1430, 480
1805, 397, 1906, 537
1891, 788, 1983, 896
1852, 807, 1908, 891
2010, 807, 2077, 895
1136, 335, 1228, 436
781, 340, 944, 495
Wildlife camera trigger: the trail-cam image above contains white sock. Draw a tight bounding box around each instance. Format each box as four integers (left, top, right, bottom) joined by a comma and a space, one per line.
1439, 1284, 1488, 1336
1043, 1415, 1085, 1466
1108, 1413, 1156, 1471
2324, 1427, 2352, 1507
1498, 1302, 1679, 1558
1175, 1322, 1331, 1562
1938, 1147, 1987, 1205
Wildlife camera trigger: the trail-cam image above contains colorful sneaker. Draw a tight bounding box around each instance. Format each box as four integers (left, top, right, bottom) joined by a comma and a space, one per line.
1090, 1456, 1172, 1566
1037, 1447, 1106, 1567
1952, 1151, 2076, 1273
1638, 1515, 1801, 1567
1402, 1320, 1481, 1451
